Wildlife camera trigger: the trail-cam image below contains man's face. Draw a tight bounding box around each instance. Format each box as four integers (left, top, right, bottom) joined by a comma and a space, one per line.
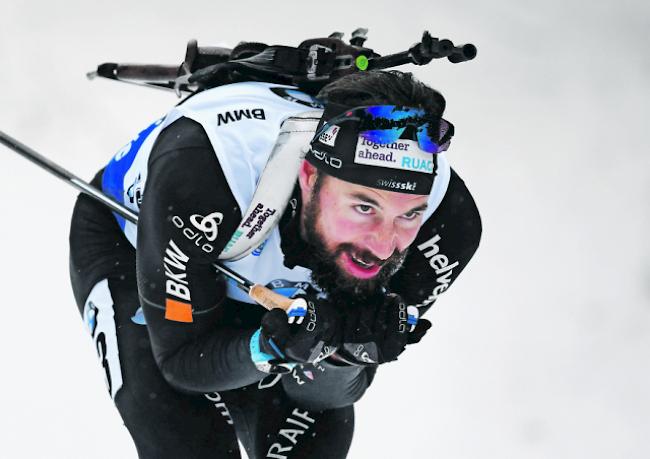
300, 166, 429, 300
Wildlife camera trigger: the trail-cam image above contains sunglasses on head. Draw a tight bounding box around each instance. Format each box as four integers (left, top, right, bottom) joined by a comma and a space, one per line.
313, 105, 454, 154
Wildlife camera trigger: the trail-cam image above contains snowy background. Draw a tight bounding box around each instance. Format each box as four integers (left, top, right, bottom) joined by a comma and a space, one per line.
1, 1, 649, 458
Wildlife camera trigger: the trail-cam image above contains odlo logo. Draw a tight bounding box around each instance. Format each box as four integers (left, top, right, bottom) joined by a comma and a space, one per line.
306, 301, 317, 332
397, 302, 407, 333
311, 148, 342, 169
189, 211, 223, 242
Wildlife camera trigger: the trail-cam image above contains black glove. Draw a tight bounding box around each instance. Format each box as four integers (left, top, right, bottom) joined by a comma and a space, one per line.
335, 293, 431, 365
251, 294, 340, 373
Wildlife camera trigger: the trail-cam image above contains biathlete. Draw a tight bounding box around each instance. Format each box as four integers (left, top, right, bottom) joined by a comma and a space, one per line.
69, 70, 481, 458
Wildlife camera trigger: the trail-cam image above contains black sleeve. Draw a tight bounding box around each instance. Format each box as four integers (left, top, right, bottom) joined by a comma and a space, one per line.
390, 168, 482, 314
136, 117, 267, 393
281, 361, 378, 410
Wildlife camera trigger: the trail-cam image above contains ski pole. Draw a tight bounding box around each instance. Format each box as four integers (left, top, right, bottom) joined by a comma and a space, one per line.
0, 130, 294, 312
0, 131, 140, 224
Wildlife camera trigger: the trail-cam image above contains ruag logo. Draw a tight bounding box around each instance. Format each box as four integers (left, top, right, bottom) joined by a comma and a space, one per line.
355, 138, 434, 173
317, 125, 340, 147
172, 215, 215, 254
163, 239, 193, 322
216, 108, 265, 126
417, 234, 459, 300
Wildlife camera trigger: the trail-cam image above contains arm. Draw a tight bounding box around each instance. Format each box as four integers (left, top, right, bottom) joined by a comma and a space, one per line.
136, 117, 267, 393
281, 361, 378, 410
390, 168, 482, 314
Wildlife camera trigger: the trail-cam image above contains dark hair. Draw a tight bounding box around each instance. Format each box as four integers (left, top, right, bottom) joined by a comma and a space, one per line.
316, 70, 446, 117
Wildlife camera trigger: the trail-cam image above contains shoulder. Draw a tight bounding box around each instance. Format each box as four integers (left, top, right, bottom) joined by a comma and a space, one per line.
153, 116, 211, 154
425, 167, 482, 250
144, 116, 232, 210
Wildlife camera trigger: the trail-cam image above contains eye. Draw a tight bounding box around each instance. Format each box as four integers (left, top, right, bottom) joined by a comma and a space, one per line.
354, 204, 374, 215
401, 210, 422, 221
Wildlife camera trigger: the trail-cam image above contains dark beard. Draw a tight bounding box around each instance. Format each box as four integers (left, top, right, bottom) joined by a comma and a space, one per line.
302, 192, 408, 306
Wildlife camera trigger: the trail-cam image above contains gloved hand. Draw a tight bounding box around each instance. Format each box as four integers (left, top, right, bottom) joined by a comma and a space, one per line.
335, 293, 431, 365
250, 294, 340, 373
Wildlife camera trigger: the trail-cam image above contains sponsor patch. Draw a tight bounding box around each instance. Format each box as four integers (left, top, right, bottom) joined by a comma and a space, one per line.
317, 125, 340, 147
416, 234, 459, 305
172, 215, 215, 254
354, 138, 434, 173
163, 239, 193, 322
242, 203, 277, 239
375, 178, 417, 192
189, 211, 223, 242
266, 408, 316, 459
310, 148, 342, 169
165, 298, 193, 323
216, 108, 266, 126
204, 392, 234, 425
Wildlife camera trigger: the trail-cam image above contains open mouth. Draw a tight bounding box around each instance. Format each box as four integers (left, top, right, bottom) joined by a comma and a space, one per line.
351, 253, 375, 268
341, 251, 382, 279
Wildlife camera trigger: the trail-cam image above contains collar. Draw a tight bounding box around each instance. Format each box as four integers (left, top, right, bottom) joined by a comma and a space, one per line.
279, 182, 311, 269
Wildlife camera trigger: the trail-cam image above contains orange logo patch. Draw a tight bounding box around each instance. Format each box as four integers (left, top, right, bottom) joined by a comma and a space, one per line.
165, 298, 193, 323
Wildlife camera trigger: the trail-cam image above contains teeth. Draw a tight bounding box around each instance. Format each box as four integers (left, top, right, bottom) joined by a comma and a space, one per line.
351, 254, 373, 268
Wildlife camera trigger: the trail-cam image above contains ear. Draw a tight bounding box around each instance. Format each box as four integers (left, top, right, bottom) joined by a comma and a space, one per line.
298, 160, 318, 193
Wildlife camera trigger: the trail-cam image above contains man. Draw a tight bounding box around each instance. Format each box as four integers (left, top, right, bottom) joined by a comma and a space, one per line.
69, 70, 481, 458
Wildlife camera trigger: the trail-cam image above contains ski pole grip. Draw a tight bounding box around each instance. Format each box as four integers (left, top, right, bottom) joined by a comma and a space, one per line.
197, 45, 233, 56
93, 63, 181, 81
115, 64, 180, 81
249, 285, 293, 311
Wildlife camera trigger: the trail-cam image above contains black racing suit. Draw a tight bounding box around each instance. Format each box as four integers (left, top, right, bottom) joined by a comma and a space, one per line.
69, 117, 482, 458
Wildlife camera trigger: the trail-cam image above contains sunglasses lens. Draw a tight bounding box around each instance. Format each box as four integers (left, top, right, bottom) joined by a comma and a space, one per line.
359, 127, 406, 145
365, 105, 419, 120
416, 125, 440, 153
314, 106, 452, 154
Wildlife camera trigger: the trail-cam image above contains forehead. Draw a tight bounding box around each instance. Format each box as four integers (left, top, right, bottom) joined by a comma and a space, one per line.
319, 174, 429, 209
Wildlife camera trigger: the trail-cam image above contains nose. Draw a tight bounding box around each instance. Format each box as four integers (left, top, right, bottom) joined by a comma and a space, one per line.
364, 220, 398, 260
